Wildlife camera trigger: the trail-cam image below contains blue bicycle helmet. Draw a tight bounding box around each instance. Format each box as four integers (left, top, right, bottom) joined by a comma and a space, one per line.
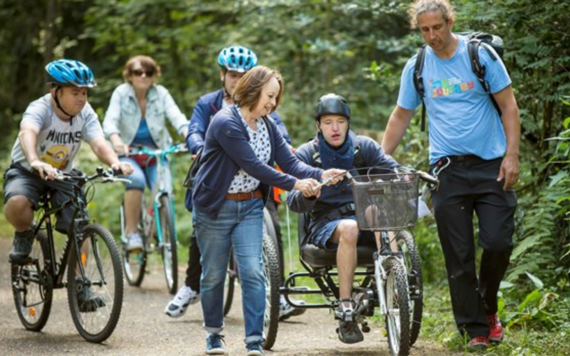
45, 59, 97, 88
315, 93, 351, 121
217, 46, 257, 73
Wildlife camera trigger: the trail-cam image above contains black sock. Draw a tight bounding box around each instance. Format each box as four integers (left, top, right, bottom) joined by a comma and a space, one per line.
15, 229, 33, 239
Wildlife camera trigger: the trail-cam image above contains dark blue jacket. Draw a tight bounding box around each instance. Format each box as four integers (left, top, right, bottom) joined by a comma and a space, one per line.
186, 89, 291, 155
185, 89, 291, 211
192, 106, 322, 218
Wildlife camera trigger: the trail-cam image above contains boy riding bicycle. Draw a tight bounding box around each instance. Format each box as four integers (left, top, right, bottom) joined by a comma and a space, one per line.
3, 59, 132, 307
286, 93, 401, 344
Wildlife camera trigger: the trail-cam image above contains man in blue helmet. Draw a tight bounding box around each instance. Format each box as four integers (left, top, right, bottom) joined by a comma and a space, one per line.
165, 45, 304, 321
287, 93, 401, 344
3, 59, 132, 309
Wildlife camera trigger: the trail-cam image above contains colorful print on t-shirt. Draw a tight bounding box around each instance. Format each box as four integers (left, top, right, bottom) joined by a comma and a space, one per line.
430, 77, 475, 98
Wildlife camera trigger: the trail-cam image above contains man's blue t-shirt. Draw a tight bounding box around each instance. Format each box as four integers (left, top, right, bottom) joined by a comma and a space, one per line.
397, 35, 512, 164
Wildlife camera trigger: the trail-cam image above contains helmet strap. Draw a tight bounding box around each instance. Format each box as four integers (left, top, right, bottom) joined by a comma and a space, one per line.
52, 86, 75, 125
221, 70, 232, 100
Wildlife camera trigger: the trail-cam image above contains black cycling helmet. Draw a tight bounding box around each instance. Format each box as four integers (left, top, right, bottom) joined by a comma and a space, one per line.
315, 93, 350, 121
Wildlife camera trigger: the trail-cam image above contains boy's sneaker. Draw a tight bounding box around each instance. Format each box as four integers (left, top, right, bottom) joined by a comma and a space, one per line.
205, 333, 225, 355
337, 320, 364, 344
467, 335, 489, 351
76, 278, 106, 313
279, 297, 306, 321
335, 302, 364, 344
126, 232, 144, 252
164, 286, 200, 318
246, 342, 264, 356
487, 313, 504, 343
9, 230, 34, 264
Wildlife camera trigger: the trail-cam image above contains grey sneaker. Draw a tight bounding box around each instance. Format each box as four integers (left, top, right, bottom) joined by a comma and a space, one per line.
246, 341, 264, 356
335, 301, 363, 344
76, 278, 106, 313
126, 232, 144, 252
9, 230, 35, 264
164, 286, 200, 318
337, 320, 364, 344
279, 296, 306, 321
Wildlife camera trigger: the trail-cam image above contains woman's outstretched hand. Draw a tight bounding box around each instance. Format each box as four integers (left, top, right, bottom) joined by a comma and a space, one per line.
321, 169, 346, 186
294, 178, 321, 198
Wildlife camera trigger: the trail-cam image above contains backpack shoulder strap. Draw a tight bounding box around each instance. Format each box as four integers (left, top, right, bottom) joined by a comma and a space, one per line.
352, 136, 366, 169
413, 45, 428, 132
308, 139, 321, 168
467, 39, 502, 115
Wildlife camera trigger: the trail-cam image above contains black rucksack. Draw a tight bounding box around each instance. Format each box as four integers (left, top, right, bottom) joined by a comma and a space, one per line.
413, 32, 505, 131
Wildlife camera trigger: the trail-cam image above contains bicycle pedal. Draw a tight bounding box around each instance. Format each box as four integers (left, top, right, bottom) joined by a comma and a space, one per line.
10, 257, 34, 265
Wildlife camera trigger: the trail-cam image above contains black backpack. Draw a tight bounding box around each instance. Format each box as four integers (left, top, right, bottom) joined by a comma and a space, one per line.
413, 32, 505, 132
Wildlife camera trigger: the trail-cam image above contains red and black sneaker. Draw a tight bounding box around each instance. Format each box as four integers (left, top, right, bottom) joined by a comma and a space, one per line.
467, 335, 489, 351
487, 313, 504, 343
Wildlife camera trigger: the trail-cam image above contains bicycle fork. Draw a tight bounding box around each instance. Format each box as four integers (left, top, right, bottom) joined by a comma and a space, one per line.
374, 254, 404, 315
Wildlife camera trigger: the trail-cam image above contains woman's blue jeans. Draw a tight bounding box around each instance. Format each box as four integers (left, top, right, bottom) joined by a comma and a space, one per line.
119, 157, 158, 191
193, 198, 265, 344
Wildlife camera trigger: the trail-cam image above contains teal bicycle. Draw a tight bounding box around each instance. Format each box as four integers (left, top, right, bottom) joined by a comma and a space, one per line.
119, 143, 187, 294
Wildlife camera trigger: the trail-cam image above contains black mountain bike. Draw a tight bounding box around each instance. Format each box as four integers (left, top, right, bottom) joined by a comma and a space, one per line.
10, 167, 125, 343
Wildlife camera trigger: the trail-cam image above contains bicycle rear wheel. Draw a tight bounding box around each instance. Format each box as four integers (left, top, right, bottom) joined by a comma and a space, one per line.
223, 248, 236, 316
158, 195, 178, 294
120, 203, 147, 287
395, 230, 423, 346
261, 218, 280, 350
383, 258, 411, 356
11, 230, 53, 332
67, 223, 123, 343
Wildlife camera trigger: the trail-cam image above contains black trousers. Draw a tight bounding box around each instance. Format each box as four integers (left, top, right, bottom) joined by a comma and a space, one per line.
184, 197, 286, 290
184, 231, 201, 291
431, 155, 516, 338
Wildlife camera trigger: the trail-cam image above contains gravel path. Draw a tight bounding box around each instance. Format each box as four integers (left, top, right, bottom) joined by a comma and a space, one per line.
0, 237, 456, 356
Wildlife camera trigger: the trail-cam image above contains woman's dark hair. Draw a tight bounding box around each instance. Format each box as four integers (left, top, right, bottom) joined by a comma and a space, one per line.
233, 65, 283, 112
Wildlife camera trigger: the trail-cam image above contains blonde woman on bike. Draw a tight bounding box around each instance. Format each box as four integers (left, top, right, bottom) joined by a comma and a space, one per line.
103, 55, 188, 251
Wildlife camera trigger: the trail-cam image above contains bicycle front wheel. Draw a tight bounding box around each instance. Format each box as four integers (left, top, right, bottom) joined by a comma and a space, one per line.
261, 218, 280, 350
11, 230, 53, 331
383, 258, 411, 356
67, 223, 124, 343
158, 195, 178, 294
395, 230, 423, 346
223, 248, 236, 316
120, 202, 146, 287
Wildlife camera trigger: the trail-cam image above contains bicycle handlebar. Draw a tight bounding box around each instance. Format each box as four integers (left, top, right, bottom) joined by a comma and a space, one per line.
54, 167, 131, 185
321, 166, 439, 187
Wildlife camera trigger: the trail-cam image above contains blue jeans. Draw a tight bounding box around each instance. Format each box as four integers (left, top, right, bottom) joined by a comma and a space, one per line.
193, 198, 265, 344
120, 157, 158, 191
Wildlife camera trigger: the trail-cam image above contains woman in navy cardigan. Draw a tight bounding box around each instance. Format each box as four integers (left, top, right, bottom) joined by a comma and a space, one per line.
192, 66, 343, 355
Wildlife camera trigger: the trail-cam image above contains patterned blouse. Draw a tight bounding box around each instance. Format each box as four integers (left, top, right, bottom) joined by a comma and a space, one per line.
227, 107, 272, 193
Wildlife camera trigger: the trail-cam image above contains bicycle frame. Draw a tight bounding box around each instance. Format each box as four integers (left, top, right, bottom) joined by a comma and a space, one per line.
32, 182, 93, 289
128, 144, 186, 248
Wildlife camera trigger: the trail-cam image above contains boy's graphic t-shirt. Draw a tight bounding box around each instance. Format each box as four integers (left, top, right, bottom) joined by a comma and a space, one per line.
11, 94, 104, 172
397, 35, 512, 164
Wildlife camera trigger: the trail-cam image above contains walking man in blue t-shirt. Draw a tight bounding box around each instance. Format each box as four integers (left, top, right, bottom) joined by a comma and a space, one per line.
382, 0, 520, 351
